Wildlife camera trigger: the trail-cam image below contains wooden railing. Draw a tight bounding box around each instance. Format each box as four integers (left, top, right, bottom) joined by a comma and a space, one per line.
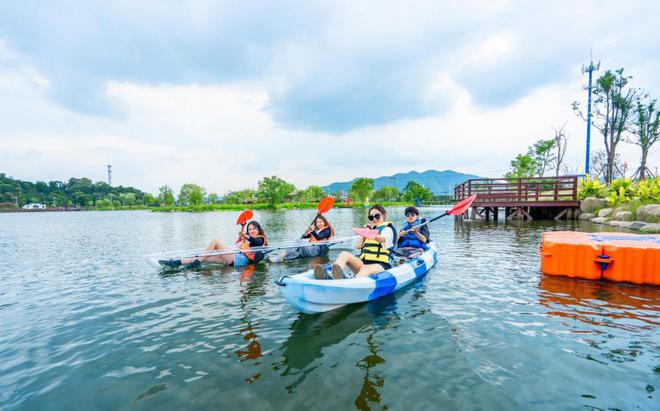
454, 176, 579, 205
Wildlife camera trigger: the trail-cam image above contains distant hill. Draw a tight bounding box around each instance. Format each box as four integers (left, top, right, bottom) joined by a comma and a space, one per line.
322, 169, 483, 195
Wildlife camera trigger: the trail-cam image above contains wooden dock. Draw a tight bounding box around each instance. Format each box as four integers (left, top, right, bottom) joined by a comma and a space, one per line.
453, 176, 580, 221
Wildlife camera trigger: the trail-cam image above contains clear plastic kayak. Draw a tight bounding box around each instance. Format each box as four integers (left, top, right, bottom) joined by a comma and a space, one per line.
145, 236, 357, 268
275, 242, 437, 314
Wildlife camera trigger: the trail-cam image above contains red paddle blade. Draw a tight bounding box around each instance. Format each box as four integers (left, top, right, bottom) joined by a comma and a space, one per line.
317, 197, 335, 214
236, 210, 253, 225
447, 194, 477, 216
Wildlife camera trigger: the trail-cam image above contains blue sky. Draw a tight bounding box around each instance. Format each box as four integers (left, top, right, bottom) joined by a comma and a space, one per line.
1, 1, 659, 193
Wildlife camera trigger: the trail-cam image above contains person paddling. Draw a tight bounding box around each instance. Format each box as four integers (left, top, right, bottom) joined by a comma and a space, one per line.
275, 215, 335, 261
314, 204, 396, 279
397, 206, 430, 250
159, 221, 268, 269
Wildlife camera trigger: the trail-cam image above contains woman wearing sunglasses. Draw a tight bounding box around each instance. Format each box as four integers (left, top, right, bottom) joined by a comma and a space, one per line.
314, 204, 396, 279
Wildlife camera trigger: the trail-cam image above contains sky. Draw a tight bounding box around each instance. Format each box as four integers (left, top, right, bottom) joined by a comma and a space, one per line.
1, 0, 659, 194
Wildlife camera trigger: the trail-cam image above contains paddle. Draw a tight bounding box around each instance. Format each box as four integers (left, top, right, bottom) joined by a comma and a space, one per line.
400, 194, 477, 234
303, 197, 335, 236
236, 210, 254, 243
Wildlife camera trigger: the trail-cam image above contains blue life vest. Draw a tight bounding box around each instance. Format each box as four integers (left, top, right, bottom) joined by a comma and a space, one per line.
398, 218, 428, 250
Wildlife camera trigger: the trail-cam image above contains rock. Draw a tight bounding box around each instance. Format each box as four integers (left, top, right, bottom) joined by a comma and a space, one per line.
580, 197, 607, 213
614, 211, 633, 221
578, 213, 594, 220
598, 208, 613, 218
630, 221, 647, 230
614, 206, 630, 213
640, 223, 660, 233
591, 217, 609, 224
608, 220, 634, 228
636, 204, 660, 223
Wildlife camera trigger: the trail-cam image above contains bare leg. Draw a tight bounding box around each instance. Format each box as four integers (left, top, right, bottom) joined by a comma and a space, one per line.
334, 251, 364, 275
182, 239, 233, 265
355, 263, 384, 278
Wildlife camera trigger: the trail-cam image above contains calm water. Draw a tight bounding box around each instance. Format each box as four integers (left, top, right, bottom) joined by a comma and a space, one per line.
1, 208, 658, 410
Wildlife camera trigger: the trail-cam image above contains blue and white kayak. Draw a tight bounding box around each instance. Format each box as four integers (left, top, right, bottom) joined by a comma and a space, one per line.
276, 243, 437, 314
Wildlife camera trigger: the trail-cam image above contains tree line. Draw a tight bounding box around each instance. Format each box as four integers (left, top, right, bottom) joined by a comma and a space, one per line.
0, 174, 154, 208
507, 65, 659, 183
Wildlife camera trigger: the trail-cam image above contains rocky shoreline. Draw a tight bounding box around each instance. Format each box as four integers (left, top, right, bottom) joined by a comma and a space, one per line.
579, 198, 660, 233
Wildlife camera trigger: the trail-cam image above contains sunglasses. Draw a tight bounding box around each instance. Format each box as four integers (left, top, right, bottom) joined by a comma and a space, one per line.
367, 213, 382, 221
405, 212, 418, 217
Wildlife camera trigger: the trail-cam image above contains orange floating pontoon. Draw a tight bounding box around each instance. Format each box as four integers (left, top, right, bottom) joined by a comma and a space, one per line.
540, 231, 660, 285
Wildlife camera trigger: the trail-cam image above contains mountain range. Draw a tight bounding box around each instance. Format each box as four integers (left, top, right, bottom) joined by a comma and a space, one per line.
322, 169, 483, 195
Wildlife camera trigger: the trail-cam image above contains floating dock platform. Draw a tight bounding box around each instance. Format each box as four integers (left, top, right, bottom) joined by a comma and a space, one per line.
540, 231, 660, 285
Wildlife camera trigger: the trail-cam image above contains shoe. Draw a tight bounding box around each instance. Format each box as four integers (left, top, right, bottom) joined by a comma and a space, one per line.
330, 264, 345, 279
314, 265, 326, 279
159, 259, 182, 268
184, 260, 202, 269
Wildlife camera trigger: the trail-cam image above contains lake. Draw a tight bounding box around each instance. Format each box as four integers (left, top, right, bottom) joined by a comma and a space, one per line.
0, 208, 658, 410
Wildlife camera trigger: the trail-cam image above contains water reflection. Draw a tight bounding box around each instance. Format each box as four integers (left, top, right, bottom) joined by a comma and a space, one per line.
539, 276, 660, 330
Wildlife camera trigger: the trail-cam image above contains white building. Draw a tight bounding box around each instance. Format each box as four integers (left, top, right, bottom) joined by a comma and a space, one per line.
22, 203, 47, 209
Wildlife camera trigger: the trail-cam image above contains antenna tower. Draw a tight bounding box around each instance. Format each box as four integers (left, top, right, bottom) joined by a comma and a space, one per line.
581, 51, 600, 175
107, 164, 112, 186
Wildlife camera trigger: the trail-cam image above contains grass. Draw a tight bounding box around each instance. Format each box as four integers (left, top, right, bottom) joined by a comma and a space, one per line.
151, 201, 415, 213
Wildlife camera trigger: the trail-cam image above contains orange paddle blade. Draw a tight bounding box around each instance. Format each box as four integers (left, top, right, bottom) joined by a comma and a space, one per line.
317, 197, 335, 214
236, 210, 254, 225
447, 194, 477, 216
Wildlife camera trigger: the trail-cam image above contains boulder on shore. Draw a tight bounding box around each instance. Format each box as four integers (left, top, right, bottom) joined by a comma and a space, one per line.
578, 213, 594, 220
614, 211, 633, 221
640, 223, 660, 233
608, 220, 634, 228
580, 197, 607, 213
598, 208, 613, 218
636, 204, 660, 223
591, 217, 609, 224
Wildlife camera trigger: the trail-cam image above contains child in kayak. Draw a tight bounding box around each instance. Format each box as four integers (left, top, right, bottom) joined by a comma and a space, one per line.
314, 204, 396, 279
273, 215, 335, 261
397, 206, 430, 252
159, 221, 268, 269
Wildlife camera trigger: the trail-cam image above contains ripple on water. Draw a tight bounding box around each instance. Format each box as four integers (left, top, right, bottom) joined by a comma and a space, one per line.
0, 210, 658, 410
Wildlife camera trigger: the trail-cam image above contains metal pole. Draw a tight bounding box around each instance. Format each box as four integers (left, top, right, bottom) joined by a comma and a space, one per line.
582, 57, 600, 176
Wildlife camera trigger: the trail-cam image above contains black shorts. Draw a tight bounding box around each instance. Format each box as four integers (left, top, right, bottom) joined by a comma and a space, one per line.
364, 261, 391, 270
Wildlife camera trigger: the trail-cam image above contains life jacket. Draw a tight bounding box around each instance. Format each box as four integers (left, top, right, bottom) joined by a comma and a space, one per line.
239, 234, 268, 262
398, 218, 429, 250
359, 221, 397, 265
308, 226, 334, 243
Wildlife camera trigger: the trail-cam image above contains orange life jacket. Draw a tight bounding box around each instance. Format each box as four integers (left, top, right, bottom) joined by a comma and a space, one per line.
239, 235, 268, 261
308, 226, 334, 243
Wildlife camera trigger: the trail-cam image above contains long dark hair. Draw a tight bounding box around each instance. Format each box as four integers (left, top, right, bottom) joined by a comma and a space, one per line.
247, 221, 267, 240
314, 214, 335, 237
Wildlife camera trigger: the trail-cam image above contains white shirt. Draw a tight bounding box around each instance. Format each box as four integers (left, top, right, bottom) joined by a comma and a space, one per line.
380, 225, 394, 249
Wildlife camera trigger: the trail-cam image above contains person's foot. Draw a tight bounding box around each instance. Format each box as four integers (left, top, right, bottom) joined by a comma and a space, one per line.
331, 264, 345, 279
184, 259, 202, 269
314, 265, 326, 279
159, 259, 182, 268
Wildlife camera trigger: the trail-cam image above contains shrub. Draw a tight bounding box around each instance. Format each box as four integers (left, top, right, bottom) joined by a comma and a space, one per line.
578, 177, 606, 199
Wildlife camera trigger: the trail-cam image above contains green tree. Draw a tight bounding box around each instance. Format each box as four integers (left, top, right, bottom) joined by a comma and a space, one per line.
224, 189, 256, 204
257, 176, 296, 208
207, 193, 219, 204
505, 154, 537, 178
71, 191, 90, 207
119, 192, 137, 207
299, 185, 325, 202
373, 186, 400, 201
573, 68, 637, 183
349, 178, 374, 203
529, 139, 556, 176
402, 181, 431, 202
627, 93, 660, 179
179, 184, 206, 206
143, 193, 158, 206
96, 198, 113, 209
158, 185, 175, 205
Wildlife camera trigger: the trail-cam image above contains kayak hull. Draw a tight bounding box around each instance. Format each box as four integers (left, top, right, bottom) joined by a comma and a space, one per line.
277, 243, 437, 314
